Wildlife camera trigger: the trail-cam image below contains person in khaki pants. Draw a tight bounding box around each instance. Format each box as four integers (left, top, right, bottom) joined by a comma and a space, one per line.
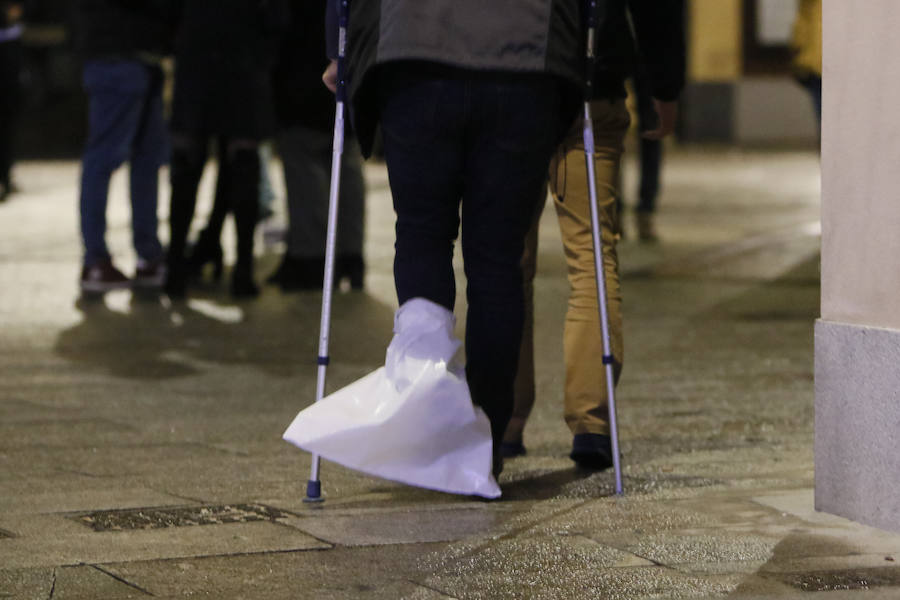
504, 0, 686, 469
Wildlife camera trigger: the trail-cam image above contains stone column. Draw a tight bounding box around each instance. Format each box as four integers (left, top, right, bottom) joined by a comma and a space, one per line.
816, 0, 900, 533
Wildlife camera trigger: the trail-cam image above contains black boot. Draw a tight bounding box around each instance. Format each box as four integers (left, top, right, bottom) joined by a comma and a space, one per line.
266, 254, 291, 285
187, 229, 224, 283
187, 147, 231, 283
280, 257, 326, 292
337, 254, 365, 290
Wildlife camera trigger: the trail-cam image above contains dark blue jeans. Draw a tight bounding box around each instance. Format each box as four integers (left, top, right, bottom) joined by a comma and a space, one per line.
797, 74, 822, 129
378, 65, 565, 444
636, 77, 661, 214
80, 60, 167, 267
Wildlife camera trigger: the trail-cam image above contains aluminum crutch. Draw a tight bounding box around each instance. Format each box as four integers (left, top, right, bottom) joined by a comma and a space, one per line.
305, 0, 350, 503
583, 0, 624, 495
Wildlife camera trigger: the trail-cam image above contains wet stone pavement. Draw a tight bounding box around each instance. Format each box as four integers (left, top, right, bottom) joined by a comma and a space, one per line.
2, 149, 900, 599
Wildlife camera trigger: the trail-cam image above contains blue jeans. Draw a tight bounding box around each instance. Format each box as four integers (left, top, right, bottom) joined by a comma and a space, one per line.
797, 74, 822, 128
80, 59, 167, 267
377, 65, 565, 443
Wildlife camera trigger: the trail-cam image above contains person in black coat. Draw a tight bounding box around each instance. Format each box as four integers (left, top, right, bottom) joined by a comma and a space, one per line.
0, 0, 24, 202
164, 0, 289, 299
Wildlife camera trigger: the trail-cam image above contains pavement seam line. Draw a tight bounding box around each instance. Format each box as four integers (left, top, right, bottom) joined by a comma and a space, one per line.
404, 578, 459, 599
270, 518, 336, 547
89, 564, 155, 596
47, 568, 56, 600
573, 534, 666, 568
421, 498, 596, 569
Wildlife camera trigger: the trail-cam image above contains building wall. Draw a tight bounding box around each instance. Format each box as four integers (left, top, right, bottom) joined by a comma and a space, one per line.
816, 0, 900, 533
681, 0, 818, 145
688, 0, 742, 82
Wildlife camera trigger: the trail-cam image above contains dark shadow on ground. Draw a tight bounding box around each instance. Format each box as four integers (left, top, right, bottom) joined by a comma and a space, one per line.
53, 273, 396, 380
730, 534, 900, 596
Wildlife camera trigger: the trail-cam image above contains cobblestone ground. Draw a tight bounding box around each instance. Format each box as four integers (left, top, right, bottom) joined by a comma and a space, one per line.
2, 149, 899, 599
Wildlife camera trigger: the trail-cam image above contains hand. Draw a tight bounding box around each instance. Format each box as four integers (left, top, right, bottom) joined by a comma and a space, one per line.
642, 99, 678, 140
322, 60, 338, 94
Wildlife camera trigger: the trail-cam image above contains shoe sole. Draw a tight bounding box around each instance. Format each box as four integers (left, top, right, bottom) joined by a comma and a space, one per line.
570, 452, 613, 471
133, 276, 165, 288
80, 280, 132, 294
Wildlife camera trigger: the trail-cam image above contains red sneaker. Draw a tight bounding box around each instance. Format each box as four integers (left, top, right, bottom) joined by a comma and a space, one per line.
80, 259, 131, 293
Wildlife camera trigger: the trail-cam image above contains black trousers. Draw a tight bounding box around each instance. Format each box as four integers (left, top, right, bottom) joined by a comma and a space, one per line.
377, 64, 565, 444
0, 39, 22, 188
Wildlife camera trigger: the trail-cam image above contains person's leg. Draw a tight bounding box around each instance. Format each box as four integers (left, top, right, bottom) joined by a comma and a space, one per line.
551, 99, 629, 445
461, 75, 562, 446
0, 39, 21, 196
128, 64, 166, 266
278, 125, 332, 260
257, 142, 276, 220
637, 138, 662, 214
272, 125, 330, 289
800, 75, 822, 130
165, 133, 208, 297
504, 186, 547, 453
635, 79, 662, 240
336, 136, 367, 289
184, 139, 228, 281
378, 69, 465, 311
79, 60, 150, 269
224, 139, 260, 297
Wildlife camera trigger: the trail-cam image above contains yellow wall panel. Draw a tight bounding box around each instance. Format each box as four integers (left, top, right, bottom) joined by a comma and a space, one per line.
689, 0, 743, 82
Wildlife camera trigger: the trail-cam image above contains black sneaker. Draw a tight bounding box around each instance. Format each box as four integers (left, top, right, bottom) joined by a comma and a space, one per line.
499, 440, 527, 458
134, 258, 166, 288
80, 259, 131, 293
570, 433, 613, 471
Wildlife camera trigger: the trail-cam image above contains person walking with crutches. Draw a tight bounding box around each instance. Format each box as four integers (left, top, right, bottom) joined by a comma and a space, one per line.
321, 0, 585, 481
503, 0, 685, 486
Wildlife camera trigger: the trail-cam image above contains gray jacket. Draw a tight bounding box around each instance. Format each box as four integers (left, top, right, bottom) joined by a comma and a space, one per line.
330, 0, 585, 155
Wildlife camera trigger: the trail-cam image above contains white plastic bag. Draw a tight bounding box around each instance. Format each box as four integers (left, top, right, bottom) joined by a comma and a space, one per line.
283, 298, 501, 499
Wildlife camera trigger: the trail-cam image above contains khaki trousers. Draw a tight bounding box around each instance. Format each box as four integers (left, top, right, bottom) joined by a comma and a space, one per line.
505, 99, 629, 443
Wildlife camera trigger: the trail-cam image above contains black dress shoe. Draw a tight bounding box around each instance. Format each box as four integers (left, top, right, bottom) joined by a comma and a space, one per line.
279, 257, 326, 292
231, 264, 259, 298
164, 260, 188, 299
266, 255, 294, 285
186, 239, 224, 283
499, 440, 527, 458
570, 433, 613, 470
337, 254, 365, 290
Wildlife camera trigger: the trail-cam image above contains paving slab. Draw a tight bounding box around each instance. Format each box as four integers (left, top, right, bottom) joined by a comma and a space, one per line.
100, 543, 449, 600
282, 506, 516, 547
0, 520, 328, 569
0, 487, 189, 515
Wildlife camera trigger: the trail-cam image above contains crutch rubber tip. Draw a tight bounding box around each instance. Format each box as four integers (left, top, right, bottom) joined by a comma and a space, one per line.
303, 480, 324, 503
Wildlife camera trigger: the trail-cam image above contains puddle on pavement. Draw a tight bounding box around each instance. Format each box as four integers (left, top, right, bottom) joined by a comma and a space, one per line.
73, 503, 288, 531
771, 567, 900, 592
